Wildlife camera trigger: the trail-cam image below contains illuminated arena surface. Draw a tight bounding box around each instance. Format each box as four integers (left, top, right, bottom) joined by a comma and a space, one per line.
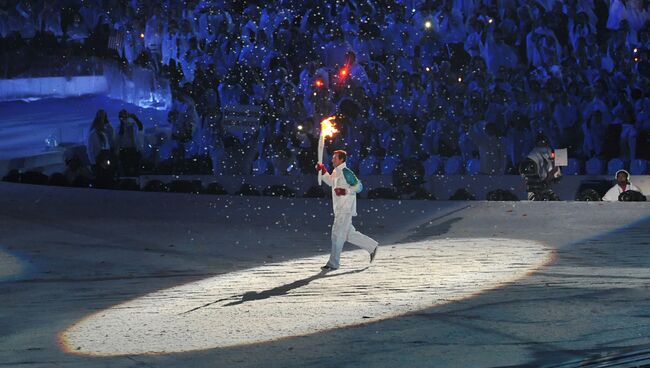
0, 248, 24, 280
61, 238, 552, 356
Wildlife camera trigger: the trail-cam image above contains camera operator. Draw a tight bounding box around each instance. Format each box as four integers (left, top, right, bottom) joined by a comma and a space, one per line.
528, 133, 561, 180
522, 133, 561, 200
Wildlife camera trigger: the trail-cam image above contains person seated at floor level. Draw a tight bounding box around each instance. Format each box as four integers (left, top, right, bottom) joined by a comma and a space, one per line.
602, 169, 644, 201
64, 154, 92, 187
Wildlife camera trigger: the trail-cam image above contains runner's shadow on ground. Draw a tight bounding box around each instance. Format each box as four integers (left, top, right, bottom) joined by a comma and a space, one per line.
223, 267, 370, 307
400, 217, 463, 243
179, 267, 369, 315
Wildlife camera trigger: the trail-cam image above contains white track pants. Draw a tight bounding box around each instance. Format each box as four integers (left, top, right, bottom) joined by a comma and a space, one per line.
328, 212, 378, 269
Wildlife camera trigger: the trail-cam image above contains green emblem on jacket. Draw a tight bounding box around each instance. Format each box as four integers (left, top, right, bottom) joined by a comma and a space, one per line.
342, 167, 363, 193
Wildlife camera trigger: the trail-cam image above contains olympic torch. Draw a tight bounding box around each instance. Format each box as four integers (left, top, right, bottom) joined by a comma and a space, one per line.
318, 116, 338, 185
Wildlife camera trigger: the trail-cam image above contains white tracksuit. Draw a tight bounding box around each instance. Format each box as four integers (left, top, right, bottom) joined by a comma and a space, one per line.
321, 162, 378, 269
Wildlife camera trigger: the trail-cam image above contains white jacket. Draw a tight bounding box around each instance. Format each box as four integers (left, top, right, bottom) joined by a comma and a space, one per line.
87, 126, 115, 165
322, 163, 363, 216
602, 170, 643, 201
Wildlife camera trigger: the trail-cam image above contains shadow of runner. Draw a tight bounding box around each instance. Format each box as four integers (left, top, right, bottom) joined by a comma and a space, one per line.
400, 217, 463, 243
224, 267, 369, 307
179, 267, 369, 314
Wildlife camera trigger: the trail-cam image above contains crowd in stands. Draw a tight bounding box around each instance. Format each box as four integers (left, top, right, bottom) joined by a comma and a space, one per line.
1, 0, 650, 181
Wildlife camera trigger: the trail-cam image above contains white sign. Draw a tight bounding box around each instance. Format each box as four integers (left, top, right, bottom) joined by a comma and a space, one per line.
554, 148, 568, 166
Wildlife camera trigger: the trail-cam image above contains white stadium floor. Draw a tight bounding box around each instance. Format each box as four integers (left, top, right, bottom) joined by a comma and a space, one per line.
1, 182, 650, 367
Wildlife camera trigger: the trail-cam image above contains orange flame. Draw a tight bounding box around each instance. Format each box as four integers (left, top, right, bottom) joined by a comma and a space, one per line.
320, 116, 338, 138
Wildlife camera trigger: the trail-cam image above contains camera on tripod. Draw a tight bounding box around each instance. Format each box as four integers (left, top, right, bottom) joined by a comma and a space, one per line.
519, 134, 564, 201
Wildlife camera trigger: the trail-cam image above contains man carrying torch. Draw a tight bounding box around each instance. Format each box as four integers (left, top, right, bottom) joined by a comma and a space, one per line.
316, 117, 379, 271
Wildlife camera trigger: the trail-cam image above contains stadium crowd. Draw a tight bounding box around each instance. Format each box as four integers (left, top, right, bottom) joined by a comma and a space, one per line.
1, 0, 649, 181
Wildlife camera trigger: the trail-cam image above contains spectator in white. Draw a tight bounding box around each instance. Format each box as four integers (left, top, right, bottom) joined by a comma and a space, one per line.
38, 1, 63, 38
218, 72, 245, 110
216, 35, 241, 76
180, 1, 199, 34
526, 25, 561, 67
345, 51, 370, 92
161, 20, 180, 66
458, 122, 478, 164
364, 60, 387, 96
65, 13, 89, 43
602, 169, 644, 201
575, 0, 598, 27
453, 0, 478, 18
573, 36, 593, 66
400, 119, 418, 159
626, 0, 649, 46
239, 29, 269, 70
481, 28, 519, 75
581, 83, 612, 124
381, 10, 408, 55
484, 87, 509, 133
613, 106, 638, 162
468, 121, 508, 175
582, 110, 606, 158
606, 0, 627, 30
340, 5, 359, 39
176, 19, 195, 68
505, 114, 534, 169
87, 109, 117, 187
316, 150, 378, 271
553, 90, 579, 149
303, 67, 335, 123
422, 107, 444, 156
122, 20, 145, 64
280, 81, 307, 124
635, 91, 650, 135
381, 117, 404, 159
435, 2, 466, 44
173, 84, 200, 143
396, 35, 418, 74
15, 0, 37, 39
197, 4, 224, 43
64, 154, 92, 186
611, 20, 635, 55
79, 0, 105, 32
321, 27, 351, 69
144, 5, 165, 70
637, 26, 650, 49
87, 109, 115, 165
298, 61, 317, 97
180, 37, 200, 83
351, 20, 382, 64
569, 11, 595, 52
464, 16, 484, 59
258, 7, 282, 38
117, 109, 144, 177
530, 112, 559, 150
0, 4, 17, 38
498, 7, 520, 42
390, 74, 415, 116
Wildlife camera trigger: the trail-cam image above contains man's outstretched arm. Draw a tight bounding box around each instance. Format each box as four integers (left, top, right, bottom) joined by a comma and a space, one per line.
316, 163, 333, 186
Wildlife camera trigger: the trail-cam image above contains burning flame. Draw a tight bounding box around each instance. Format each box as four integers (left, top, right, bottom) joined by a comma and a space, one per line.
320, 116, 338, 138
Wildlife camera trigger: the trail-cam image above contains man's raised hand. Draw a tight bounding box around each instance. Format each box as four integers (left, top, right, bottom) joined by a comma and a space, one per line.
315, 163, 328, 175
